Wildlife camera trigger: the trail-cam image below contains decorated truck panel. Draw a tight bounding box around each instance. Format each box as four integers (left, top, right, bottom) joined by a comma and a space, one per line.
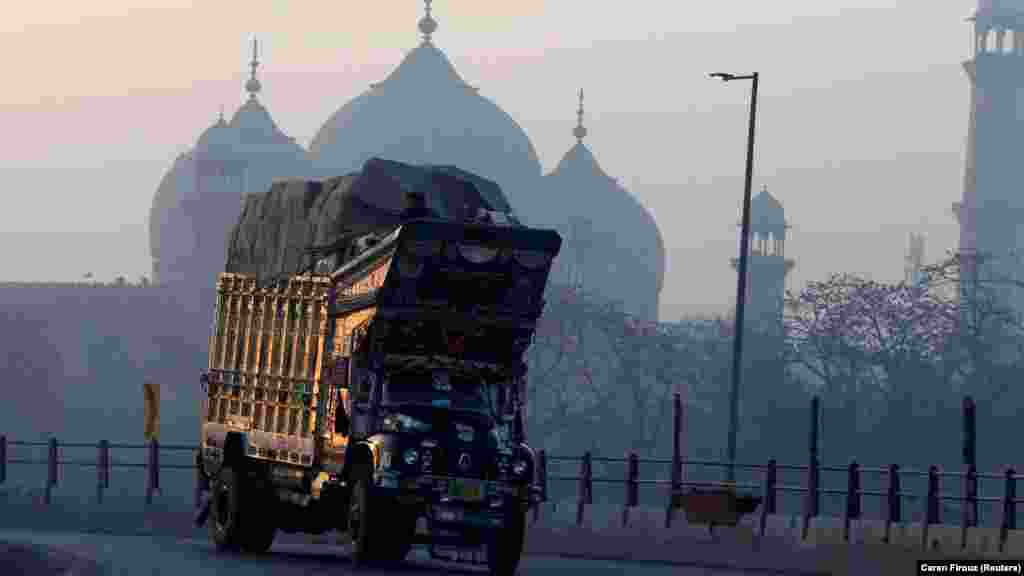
202, 273, 331, 468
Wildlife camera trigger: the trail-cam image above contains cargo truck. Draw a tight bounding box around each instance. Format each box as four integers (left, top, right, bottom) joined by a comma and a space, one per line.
195, 215, 561, 575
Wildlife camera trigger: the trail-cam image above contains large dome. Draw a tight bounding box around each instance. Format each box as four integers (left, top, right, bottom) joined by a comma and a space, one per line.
309, 13, 541, 218
535, 96, 665, 321
148, 41, 313, 285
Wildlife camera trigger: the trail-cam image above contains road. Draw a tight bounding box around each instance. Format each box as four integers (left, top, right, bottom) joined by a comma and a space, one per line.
0, 530, 794, 576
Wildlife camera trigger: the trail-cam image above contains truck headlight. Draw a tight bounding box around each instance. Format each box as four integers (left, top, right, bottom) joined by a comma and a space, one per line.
403, 449, 419, 466
381, 412, 431, 433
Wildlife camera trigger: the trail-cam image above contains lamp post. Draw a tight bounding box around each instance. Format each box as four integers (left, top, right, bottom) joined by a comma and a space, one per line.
710, 71, 759, 483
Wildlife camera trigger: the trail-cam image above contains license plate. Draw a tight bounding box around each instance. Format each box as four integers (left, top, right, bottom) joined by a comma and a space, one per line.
450, 479, 483, 502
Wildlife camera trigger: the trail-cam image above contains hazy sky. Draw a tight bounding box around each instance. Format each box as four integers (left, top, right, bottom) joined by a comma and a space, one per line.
0, 1, 981, 321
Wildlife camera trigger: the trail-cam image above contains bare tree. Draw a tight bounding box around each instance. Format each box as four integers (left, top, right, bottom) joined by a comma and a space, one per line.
922, 250, 1024, 407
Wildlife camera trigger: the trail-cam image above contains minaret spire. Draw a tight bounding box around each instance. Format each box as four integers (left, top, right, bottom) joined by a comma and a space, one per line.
573, 89, 588, 143
419, 0, 438, 43
245, 36, 262, 99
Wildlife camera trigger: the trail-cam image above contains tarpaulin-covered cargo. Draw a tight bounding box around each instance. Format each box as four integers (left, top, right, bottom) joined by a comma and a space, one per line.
224, 157, 515, 283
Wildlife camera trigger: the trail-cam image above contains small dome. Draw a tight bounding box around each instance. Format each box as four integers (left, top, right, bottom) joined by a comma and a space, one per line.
751, 186, 786, 235
194, 116, 240, 159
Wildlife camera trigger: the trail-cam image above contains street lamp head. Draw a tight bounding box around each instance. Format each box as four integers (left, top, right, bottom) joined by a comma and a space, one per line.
709, 72, 735, 81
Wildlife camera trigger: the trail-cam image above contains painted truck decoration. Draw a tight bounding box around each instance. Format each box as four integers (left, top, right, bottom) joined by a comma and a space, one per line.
196, 217, 561, 576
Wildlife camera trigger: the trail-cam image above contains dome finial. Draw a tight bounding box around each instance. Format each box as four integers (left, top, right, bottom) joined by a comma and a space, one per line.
218, 105, 225, 123
573, 88, 588, 143
245, 36, 262, 98
419, 0, 438, 43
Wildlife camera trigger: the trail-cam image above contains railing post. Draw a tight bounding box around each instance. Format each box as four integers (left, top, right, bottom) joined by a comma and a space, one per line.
623, 452, 638, 527
45, 438, 58, 505
1001, 468, 1016, 553
194, 449, 202, 510
576, 452, 591, 527
844, 461, 860, 542
146, 438, 160, 505
923, 465, 940, 549
884, 464, 901, 543
666, 394, 682, 529
964, 464, 978, 528
961, 465, 978, 549
760, 458, 777, 537
963, 395, 978, 529
97, 440, 110, 504
803, 396, 820, 541
538, 449, 547, 503
0, 435, 6, 485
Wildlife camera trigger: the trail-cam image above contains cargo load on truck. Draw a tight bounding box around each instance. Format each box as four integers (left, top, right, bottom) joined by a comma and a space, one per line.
197, 159, 560, 576
224, 157, 518, 284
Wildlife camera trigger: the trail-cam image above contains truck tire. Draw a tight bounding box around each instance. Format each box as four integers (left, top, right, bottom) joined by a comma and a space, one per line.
239, 496, 276, 554
209, 466, 276, 554
348, 469, 377, 566
487, 509, 526, 576
377, 506, 414, 564
209, 466, 244, 551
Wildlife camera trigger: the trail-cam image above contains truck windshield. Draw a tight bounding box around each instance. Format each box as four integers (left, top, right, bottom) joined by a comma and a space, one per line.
383, 371, 491, 414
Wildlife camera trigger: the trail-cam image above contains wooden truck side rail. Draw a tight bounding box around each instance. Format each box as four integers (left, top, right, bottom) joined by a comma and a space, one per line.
203, 273, 331, 467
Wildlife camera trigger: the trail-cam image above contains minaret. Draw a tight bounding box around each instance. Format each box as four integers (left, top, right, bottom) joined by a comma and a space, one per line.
419, 0, 438, 44
959, 0, 1024, 321
730, 185, 795, 337
905, 232, 926, 286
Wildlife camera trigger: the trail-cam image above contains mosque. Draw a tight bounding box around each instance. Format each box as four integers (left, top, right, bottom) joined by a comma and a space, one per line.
148, 1, 666, 322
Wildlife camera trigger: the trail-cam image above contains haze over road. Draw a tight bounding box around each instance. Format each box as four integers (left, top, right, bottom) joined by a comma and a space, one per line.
0, 529, 800, 575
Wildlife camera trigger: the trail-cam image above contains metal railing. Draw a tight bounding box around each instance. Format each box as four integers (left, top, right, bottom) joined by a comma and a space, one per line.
533, 448, 1021, 551
0, 437, 200, 506
1, 395, 1019, 552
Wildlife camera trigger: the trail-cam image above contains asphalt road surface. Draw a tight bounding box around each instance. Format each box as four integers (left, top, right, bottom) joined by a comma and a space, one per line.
0, 530, 792, 576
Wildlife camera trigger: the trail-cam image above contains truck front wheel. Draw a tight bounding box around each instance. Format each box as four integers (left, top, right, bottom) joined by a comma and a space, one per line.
348, 469, 377, 566
487, 509, 526, 576
377, 505, 414, 564
209, 465, 276, 554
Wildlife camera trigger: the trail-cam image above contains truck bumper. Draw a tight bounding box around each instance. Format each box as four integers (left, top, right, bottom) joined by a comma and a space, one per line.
369, 473, 524, 543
